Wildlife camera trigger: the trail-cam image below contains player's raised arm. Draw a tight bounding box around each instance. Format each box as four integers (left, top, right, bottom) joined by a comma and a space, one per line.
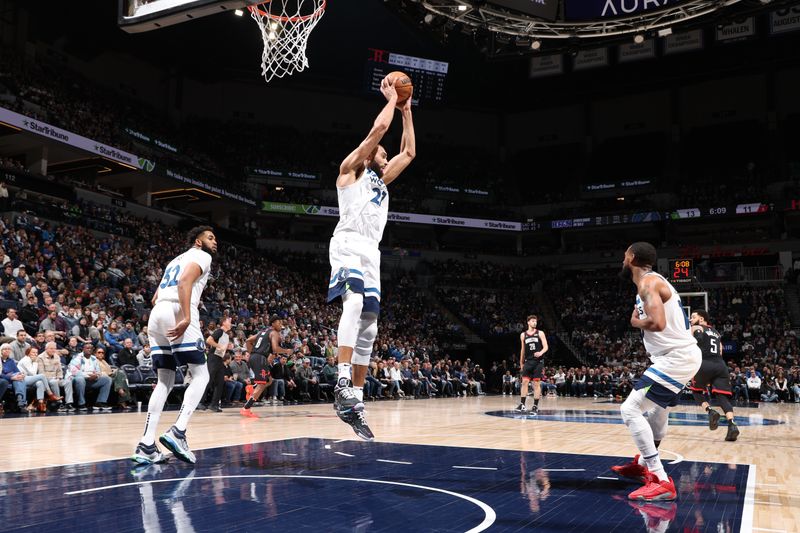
382, 95, 416, 186
167, 262, 202, 339
337, 77, 398, 187
631, 277, 667, 332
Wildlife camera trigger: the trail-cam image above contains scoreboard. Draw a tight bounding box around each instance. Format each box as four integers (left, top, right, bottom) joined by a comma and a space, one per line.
670, 258, 694, 283
365, 48, 448, 105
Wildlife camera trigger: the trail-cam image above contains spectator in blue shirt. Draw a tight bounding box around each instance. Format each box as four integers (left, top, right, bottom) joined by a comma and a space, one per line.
1, 343, 28, 410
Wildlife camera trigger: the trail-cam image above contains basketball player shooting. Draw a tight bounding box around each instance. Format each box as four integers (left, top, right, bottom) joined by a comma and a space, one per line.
132, 226, 217, 465
327, 75, 416, 440
611, 242, 701, 501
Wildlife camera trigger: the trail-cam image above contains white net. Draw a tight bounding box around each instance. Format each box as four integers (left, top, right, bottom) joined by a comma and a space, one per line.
249, 0, 326, 82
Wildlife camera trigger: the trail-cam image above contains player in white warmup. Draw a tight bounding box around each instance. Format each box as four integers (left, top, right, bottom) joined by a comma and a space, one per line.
328, 76, 416, 440
611, 242, 701, 501
132, 226, 217, 464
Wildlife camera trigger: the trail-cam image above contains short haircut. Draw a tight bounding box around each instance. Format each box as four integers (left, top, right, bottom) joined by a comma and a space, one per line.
187, 225, 214, 247
527, 315, 538, 322
629, 242, 657, 268
693, 309, 711, 323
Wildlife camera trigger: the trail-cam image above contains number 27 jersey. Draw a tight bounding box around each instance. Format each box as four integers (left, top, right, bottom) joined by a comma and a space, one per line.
154, 247, 213, 310
333, 168, 389, 244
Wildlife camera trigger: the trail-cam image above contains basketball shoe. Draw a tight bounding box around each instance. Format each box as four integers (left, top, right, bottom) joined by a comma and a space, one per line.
707, 408, 721, 430
611, 454, 649, 483
334, 378, 365, 417
159, 426, 196, 464
628, 474, 677, 501
131, 442, 168, 465
515, 402, 527, 412
725, 422, 740, 441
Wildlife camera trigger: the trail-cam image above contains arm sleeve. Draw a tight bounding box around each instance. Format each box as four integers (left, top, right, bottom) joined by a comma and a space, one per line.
211, 329, 224, 342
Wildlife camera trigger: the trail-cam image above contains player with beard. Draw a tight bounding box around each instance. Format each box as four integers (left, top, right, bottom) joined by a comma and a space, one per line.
326, 76, 416, 440
611, 242, 701, 501
132, 226, 217, 465
517, 315, 548, 414
688, 309, 739, 441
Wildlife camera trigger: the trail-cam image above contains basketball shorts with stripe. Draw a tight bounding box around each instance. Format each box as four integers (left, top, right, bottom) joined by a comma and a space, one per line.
148, 301, 206, 371
635, 345, 702, 408
327, 233, 381, 316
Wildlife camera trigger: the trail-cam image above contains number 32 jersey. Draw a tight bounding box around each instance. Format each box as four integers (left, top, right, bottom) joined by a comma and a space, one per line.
333, 168, 389, 244
154, 247, 213, 309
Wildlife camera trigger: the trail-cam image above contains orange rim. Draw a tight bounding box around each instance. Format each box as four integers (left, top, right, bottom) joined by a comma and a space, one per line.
248, 0, 327, 23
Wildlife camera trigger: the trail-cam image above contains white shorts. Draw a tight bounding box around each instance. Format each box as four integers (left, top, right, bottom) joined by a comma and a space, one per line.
636, 344, 702, 407
147, 301, 206, 370
327, 233, 381, 315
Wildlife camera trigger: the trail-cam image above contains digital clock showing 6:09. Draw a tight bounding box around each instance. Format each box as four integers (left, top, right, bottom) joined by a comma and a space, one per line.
671, 258, 693, 282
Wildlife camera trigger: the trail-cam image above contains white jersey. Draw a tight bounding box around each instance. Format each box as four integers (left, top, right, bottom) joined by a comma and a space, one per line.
634, 272, 696, 358
332, 168, 389, 244
154, 247, 212, 310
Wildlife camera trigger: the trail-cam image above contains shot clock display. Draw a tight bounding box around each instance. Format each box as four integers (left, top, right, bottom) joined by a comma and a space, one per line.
670, 259, 693, 283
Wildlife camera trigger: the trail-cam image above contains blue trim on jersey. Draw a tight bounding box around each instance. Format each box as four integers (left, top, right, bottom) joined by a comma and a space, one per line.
327, 277, 365, 303
363, 295, 381, 316
152, 345, 172, 353
645, 366, 684, 391
170, 342, 197, 349
364, 287, 381, 297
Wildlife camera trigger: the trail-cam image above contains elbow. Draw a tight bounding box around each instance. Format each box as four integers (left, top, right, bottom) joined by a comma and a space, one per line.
404, 148, 416, 160
372, 122, 390, 136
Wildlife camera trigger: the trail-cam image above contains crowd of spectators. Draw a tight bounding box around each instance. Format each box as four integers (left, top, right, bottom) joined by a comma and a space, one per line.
0, 183, 483, 412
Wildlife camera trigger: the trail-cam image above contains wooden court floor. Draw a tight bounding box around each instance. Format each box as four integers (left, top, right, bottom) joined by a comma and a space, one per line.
2, 395, 797, 531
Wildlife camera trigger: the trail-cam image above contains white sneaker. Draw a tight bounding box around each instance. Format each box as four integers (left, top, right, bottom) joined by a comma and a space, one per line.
159, 426, 196, 464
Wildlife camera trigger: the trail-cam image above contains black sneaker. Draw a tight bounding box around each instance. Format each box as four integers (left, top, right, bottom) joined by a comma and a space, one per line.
339, 408, 375, 441
725, 423, 740, 442
707, 409, 721, 431
212, 406, 223, 413
532, 405, 539, 415
334, 378, 364, 419
76, 404, 88, 412
515, 403, 527, 412
95, 403, 113, 412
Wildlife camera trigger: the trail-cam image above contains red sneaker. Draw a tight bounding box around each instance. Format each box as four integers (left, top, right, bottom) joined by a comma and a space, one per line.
245, 385, 254, 401
611, 454, 649, 483
240, 408, 259, 418
628, 475, 677, 501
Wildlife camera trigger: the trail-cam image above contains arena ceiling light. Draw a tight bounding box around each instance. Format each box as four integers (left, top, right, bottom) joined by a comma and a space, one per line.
419, 0, 745, 41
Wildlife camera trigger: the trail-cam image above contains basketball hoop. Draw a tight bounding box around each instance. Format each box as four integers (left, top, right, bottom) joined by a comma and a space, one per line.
248, 0, 326, 82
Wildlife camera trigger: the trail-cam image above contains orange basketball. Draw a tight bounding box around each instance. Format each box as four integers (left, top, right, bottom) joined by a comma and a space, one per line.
387, 71, 413, 104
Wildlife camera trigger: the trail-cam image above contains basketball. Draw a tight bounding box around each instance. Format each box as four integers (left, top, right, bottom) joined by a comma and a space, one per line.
387, 71, 413, 104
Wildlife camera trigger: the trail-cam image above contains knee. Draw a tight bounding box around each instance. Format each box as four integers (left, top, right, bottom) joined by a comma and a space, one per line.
620, 397, 642, 424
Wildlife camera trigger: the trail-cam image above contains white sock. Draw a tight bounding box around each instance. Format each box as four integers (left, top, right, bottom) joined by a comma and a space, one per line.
141, 369, 175, 445
643, 452, 667, 482
175, 363, 209, 432
338, 363, 352, 382
353, 386, 364, 402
